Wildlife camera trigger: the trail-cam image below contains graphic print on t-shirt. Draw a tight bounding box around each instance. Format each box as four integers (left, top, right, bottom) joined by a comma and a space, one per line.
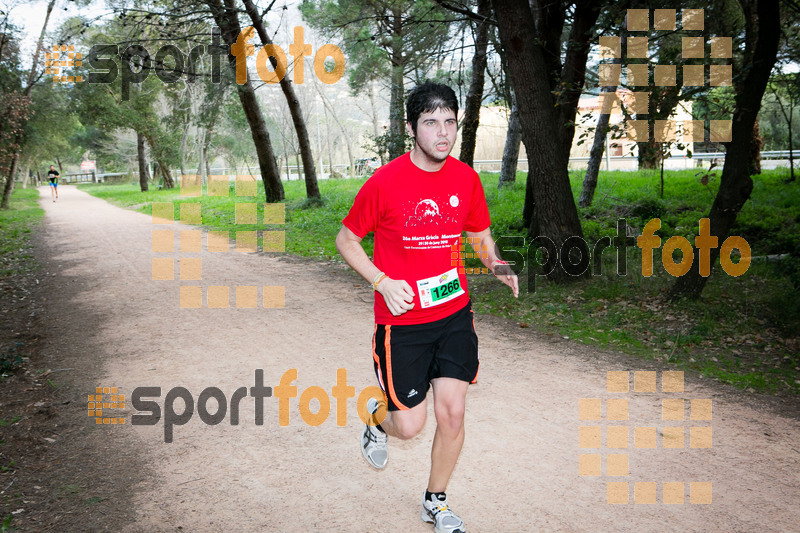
405, 196, 458, 227
402, 195, 461, 251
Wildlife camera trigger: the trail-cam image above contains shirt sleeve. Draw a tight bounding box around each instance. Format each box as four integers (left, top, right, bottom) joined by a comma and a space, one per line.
464, 172, 491, 232
342, 175, 381, 238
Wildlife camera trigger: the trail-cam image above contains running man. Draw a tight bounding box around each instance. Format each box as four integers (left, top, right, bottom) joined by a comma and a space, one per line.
336, 81, 518, 533
47, 165, 59, 202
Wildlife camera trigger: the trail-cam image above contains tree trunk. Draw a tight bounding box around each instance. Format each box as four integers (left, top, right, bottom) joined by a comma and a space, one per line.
734, 0, 764, 178
669, 0, 780, 300
153, 160, 161, 184
579, 105, 612, 207
324, 106, 334, 177
388, 6, 406, 161
789, 111, 795, 182
206, 0, 284, 202
494, 0, 590, 282
21, 163, 30, 189
750, 117, 762, 175
180, 121, 189, 176
458, 0, 491, 167
498, 91, 521, 189
137, 131, 149, 192
580, 18, 626, 206
555, 0, 602, 164
243, 0, 320, 200
235, 80, 284, 201
203, 129, 212, 180
316, 82, 355, 180
144, 134, 175, 189
368, 84, 383, 166
163, 164, 174, 188
521, 169, 535, 233
1, 153, 20, 208
0, 0, 54, 209
196, 126, 206, 186
531, 0, 564, 92
637, 137, 660, 169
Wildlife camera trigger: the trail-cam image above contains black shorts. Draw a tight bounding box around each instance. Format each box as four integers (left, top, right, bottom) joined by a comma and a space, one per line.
372, 301, 479, 411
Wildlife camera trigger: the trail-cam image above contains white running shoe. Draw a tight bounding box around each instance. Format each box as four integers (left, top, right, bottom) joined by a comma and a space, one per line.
360, 397, 388, 469
422, 492, 466, 533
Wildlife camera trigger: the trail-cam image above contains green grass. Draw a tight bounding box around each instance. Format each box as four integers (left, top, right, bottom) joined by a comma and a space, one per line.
0, 188, 44, 278
0, 417, 21, 427
78, 180, 371, 258
78, 170, 800, 394
0, 188, 44, 377
476, 168, 800, 395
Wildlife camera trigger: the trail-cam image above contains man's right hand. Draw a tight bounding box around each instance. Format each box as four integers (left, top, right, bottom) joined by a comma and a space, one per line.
376, 278, 415, 316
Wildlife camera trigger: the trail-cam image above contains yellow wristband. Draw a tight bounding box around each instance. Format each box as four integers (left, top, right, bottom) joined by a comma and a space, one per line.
372, 272, 387, 291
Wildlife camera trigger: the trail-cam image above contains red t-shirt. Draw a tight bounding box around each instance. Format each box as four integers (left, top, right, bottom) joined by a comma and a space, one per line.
342, 153, 491, 325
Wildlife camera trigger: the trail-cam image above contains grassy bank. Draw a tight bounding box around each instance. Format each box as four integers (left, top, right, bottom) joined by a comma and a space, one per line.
0, 187, 45, 374
0, 188, 43, 277
79, 169, 800, 394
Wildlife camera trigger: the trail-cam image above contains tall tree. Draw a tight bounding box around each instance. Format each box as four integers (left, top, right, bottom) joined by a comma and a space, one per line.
669, 0, 780, 299
301, 0, 450, 161
137, 131, 150, 191
21, 82, 83, 187
498, 90, 521, 189
765, 72, 800, 181
579, 17, 625, 207
1, 0, 55, 209
205, 0, 284, 201
458, 0, 491, 167
241, 0, 320, 200
493, 0, 600, 281
74, 36, 178, 192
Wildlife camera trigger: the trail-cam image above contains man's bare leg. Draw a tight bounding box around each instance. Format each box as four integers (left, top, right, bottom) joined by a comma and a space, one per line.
427, 377, 468, 492
377, 399, 427, 440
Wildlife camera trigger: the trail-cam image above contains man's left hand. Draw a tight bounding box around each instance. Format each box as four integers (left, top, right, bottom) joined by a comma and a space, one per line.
492, 261, 519, 298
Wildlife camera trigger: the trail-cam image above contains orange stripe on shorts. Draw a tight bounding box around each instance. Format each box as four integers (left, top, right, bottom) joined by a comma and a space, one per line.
384, 326, 409, 410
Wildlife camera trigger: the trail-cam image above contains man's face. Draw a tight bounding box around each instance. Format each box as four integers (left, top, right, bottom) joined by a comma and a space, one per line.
408, 107, 457, 169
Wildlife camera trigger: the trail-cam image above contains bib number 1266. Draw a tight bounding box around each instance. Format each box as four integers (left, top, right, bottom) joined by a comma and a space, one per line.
416, 268, 465, 308
431, 279, 460, 303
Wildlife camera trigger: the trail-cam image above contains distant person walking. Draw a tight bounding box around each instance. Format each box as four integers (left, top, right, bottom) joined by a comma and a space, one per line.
47, 165, 59, 202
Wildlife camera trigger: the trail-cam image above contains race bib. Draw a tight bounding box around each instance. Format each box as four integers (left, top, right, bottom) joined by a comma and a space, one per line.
416, 268, 464, 308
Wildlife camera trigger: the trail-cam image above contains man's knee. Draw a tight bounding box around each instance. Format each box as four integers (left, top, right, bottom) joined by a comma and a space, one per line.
434, 400, 465, 434
390, 410, 426, 440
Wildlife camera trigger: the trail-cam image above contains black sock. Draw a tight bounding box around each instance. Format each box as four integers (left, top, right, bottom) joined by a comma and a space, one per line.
426, 490, 446, 502
375, 423, 385, 433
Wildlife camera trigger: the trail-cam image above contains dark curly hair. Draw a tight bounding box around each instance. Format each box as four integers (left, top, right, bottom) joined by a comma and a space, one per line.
405, 81, 458, 136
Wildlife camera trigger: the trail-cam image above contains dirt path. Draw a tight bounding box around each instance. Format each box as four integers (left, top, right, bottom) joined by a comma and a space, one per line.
22, 185, 800, 531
